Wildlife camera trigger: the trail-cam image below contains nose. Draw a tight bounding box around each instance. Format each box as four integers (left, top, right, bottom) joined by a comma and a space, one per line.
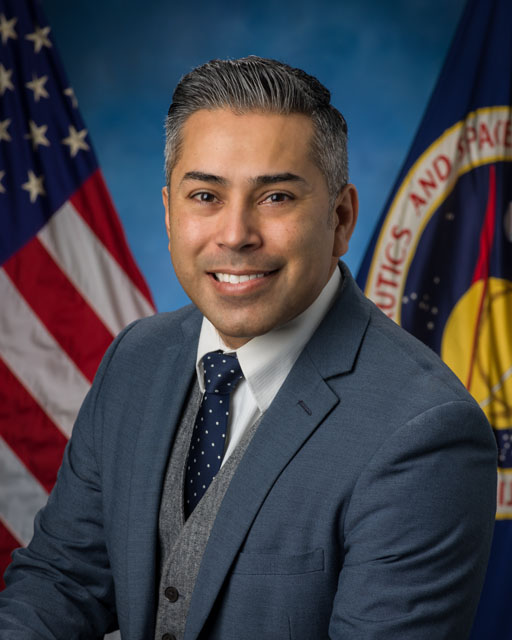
216, 201, 262, 252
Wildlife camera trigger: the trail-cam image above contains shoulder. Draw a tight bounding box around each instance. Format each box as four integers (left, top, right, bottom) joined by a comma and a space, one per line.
363, 297, 472, 406
108, 303, 201, 358
89, 303, 202, 393
319, 264, 487, 427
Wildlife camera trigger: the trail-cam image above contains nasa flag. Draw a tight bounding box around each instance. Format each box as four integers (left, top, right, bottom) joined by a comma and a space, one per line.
357, 0, 511, 636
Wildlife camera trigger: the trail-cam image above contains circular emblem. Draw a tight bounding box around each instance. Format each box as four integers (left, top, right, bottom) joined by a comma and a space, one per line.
364, 106, 512, 517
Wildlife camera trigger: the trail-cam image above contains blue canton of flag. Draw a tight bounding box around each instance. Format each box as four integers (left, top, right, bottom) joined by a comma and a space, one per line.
357, 0, 512, 636
0, 0, 154, 587
0, 0, 94, 263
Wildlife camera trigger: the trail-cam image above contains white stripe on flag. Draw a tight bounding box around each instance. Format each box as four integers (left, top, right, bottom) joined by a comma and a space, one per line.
0, 268, 90, 437
0, 437, 48, 546
38, 201, 154, 336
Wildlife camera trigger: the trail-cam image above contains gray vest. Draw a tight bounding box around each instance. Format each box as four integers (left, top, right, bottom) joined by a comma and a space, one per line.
155, 381, 260, 640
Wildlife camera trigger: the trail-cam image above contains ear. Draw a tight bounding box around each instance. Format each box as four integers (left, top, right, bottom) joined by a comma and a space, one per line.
332, 183, 359, 258
162, 186, 171, 240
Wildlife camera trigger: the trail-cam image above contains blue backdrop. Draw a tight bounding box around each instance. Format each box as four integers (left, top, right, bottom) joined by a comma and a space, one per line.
43, 0, 467, 312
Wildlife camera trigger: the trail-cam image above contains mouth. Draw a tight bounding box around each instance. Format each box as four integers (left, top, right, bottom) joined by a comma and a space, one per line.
212, 271, 273, 283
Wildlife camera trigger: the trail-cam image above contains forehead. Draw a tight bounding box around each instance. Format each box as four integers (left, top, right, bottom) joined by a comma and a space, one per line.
175, 108, 318, 178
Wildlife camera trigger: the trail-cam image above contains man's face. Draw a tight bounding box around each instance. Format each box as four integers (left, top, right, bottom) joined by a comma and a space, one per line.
163, 108, 358, 348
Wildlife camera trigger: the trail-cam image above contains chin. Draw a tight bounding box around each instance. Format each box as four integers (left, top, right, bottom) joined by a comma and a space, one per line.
215, 319, 275, 346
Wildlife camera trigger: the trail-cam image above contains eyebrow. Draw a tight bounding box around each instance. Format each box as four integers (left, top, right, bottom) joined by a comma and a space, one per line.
181, 171, 228, 185
180, 171, 307, 187
250, 173, 306, 187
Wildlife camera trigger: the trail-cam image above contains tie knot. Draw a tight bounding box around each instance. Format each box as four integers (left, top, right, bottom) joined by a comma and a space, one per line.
202, 351, 243, 395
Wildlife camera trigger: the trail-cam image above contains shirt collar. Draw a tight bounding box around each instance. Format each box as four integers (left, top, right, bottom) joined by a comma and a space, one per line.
196, 266, 342, 412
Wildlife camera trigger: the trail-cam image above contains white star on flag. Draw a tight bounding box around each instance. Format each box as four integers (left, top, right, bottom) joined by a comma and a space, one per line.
0, 118, 11, 142
0, 13, 17, 45
64, 87, 78, 108
22, 170, 46, 203
25, 74, 49, 102
62, 125, 89, 157
24, 120, 50, 150
25, 24, 51, 53
0, 170, 5, 194
0, 63, 14, 96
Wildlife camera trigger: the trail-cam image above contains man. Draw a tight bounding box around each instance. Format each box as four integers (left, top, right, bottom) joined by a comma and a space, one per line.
0, 57, 497, 639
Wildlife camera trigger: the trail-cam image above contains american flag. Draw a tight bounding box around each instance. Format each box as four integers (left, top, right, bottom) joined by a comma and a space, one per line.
0, 0, 155, 586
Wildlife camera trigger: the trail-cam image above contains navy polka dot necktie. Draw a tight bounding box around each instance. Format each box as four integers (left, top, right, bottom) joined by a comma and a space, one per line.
184, 351, 244, 517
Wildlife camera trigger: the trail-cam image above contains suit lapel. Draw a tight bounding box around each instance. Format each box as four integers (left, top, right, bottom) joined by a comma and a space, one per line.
125, 311, 201, 639
184, 264, 371, 639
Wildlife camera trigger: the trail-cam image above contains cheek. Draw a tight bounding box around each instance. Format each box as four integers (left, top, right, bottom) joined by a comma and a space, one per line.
168, 224, 195, 278
282, 221, 330, 262
266, 219, 308, 252
169, 216, 207, 255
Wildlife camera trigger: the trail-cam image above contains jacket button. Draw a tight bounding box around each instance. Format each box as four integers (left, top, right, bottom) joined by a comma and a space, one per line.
164, 586, 179, 602
162, 634, 176, 640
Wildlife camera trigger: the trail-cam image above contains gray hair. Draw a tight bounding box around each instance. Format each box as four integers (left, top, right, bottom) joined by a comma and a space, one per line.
164, 56, 348, 203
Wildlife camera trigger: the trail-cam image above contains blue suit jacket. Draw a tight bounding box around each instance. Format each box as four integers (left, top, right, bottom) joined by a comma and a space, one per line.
1, 264, 497, 639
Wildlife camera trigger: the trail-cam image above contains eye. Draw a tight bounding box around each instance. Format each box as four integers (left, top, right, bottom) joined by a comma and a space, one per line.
191, 191, 218, 203
261, 192, 293, 204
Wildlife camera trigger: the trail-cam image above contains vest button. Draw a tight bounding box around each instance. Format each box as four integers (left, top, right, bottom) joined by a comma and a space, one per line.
162, 634, 176, 640
164, 586, 179, 602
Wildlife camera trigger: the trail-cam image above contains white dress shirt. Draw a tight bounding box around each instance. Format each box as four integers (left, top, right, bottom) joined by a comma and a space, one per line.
195, 266, 342, 466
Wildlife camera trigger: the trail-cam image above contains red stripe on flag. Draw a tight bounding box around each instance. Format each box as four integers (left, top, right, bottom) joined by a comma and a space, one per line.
0, 357, 67, 493
71, 170, 155, 306
0, 520, 22, 590
3, 237, 114, 383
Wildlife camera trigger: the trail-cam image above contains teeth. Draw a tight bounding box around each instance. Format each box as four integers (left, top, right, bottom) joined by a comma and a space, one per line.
214, 272, 266, 283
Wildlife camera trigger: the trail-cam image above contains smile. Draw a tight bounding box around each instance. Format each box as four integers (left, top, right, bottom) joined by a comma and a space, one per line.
213, 272, 270, 283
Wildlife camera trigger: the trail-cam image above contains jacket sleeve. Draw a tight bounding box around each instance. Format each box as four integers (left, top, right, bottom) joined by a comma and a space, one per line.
328, 400, 497, 640
0, 323, 138, 639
